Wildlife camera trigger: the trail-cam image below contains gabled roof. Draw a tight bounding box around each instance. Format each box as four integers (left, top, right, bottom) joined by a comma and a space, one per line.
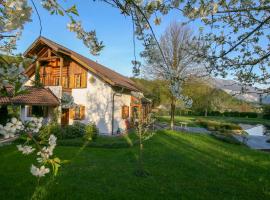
0, 86, 60, 106
24, 37, 140, 92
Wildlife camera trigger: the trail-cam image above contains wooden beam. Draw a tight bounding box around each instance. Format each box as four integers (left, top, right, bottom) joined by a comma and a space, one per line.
48, 49, 51, 58
60, 57, 63, 86
38, 56, 58, 61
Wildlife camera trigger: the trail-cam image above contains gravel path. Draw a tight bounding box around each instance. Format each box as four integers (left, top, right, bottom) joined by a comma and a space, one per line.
154, 123, 210, 134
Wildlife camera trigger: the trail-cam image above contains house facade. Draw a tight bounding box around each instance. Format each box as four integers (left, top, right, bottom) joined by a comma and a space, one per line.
14, 37, 150, 135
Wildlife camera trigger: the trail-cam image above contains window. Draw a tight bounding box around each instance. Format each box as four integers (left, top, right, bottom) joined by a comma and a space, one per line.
74, 74, 81, 88
74, 106, 80, 120
54, 77, 60, 86
122, 105, 129, 119
27, 106, 48, 117
73, 106, 85, 120
62, 76, 68, 88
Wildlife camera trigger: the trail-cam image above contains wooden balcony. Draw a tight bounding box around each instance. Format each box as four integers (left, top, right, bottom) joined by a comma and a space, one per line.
62, 88, 72, 94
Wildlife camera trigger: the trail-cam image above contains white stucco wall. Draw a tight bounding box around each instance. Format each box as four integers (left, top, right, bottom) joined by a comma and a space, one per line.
113, 94, 131, 133
71, 71, 132, 135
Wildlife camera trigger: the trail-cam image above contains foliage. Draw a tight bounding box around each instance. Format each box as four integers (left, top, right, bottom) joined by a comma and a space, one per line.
197, 119, 242, 132
0, 105, 10, 125
63, 122, 85, 139
131, 78, 170, 107
0, 54, 32, 68
133, 77, 258, 115
84, 123, 98, 141
223, 111, 258, 118
180, 0, 270, 87
0, 61, 27, 96
263, 105, 270, 119
39, 123, 63, 141
1, 131, 270, 199
39, 121, 100, 141
61, 93, 76, 109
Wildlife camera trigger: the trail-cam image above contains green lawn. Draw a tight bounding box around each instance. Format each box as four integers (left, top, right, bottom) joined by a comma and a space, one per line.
157, 115, 270, 127
1, 131, 270, 200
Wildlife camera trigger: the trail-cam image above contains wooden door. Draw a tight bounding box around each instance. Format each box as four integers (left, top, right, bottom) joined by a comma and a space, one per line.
61, 109, 69, 126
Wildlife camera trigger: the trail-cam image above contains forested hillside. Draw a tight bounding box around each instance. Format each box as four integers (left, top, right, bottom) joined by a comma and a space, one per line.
132, 78, 258, 115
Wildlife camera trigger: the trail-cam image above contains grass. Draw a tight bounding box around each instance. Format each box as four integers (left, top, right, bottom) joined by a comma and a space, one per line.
58, 132, 139, 148
157, 115, 270, 127
1, 130, 270, 200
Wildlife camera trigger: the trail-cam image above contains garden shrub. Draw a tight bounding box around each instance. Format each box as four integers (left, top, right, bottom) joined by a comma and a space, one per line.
197, 119, 242, 131
38, 121, 100, 140
63, 121, 85, 139
39, 123, 63, 140
84, 123, 98, 141
263, 105, 270, 119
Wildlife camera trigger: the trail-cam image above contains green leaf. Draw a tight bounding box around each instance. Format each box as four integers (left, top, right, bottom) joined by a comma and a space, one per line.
58, 9, 64, 16
66, 5, 79, 16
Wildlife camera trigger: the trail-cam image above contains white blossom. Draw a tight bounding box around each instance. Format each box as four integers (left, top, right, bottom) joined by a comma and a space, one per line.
48, 134, 57, 147
24, 117, 43, 133
30, 165, 50, 177
0, 118, 24, 138
17, 145, 35, 155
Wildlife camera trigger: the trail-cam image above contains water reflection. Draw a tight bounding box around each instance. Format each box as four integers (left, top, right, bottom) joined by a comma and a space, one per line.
239, 124, 270, 136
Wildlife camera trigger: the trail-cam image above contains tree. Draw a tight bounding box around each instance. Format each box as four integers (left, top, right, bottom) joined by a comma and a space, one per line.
179, 0, 270, 89
142, 22, 205, 129
183, 78, 218, 116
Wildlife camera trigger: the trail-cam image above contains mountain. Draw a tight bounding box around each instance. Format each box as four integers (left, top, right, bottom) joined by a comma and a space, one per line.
209, 78, 270, 104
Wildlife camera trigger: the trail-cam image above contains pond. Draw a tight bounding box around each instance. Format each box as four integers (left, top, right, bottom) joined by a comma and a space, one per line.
239, 124, 270, 136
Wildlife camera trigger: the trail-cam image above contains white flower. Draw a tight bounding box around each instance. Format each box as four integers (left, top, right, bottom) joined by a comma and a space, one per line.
6, 122, 12, 128
17, 145, 35, 155
30, 165, 50, 177
10, 127, 16, 133
37, 145, 54, 162
11, 117, 17, 124
48, 135, 57, 147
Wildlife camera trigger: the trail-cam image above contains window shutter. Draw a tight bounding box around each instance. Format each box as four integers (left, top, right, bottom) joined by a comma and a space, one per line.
80, 106, 85, 120
69, 108, 75, 119
81, 73, 87, 88
69, 75, 74, 88
122, 106, 129, 119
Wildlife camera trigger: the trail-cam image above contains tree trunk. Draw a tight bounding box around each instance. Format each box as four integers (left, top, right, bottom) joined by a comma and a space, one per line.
204, 108, 208, 117
170, 97, 176, 130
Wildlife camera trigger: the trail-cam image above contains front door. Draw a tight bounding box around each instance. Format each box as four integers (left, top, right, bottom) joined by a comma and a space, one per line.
61, 109, 69, 126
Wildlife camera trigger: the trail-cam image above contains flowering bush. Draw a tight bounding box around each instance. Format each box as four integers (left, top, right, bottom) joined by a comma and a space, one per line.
0, 117, 24, 139
1, 117, 61, 180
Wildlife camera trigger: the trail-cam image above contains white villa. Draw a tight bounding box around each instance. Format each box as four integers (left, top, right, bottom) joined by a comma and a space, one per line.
0, 37, 151, 135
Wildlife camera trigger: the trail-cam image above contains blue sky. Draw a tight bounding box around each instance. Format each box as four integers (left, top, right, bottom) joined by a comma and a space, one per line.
16, 1, 192, 77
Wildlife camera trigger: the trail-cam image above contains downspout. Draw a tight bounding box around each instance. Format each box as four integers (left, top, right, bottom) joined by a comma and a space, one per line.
111, 87, 124, 135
